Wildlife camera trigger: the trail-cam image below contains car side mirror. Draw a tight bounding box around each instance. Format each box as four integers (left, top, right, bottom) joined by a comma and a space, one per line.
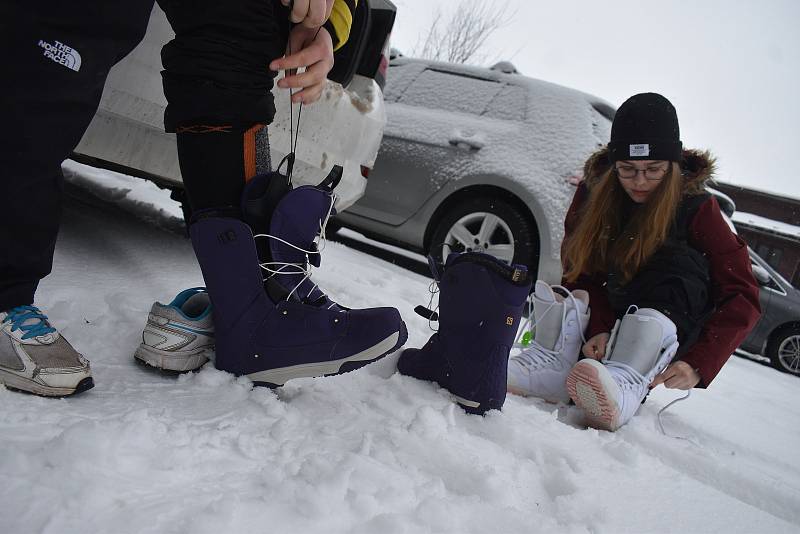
751, 264, 771, 286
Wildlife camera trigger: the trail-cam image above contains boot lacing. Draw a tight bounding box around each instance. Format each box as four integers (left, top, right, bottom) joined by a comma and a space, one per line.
419, 279, 442, 332
603, 360, 648, 391
513, 286, 587, 370
657, 390, 693, 440
254, 192, 339, 308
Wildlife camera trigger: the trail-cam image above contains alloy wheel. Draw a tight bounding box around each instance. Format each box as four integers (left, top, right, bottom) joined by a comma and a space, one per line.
442, 211, 515, 264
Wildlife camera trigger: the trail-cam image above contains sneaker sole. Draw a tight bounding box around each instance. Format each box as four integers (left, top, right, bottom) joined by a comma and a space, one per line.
248, 324, 407, 388
134, 344, 213, 373
0, 368, 94, 397
566, 360, 620, 431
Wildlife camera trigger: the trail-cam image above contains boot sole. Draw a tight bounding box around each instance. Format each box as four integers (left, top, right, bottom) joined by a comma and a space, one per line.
0, 368, 94, 397
134, 344, 213, 373
566, 360, 620, 431
248, 324, 407, 387
506, 384, 570, 404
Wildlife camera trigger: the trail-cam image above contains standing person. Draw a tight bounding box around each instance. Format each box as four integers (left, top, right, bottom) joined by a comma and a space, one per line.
507, 93, 761, 431
0, 0, 407, 397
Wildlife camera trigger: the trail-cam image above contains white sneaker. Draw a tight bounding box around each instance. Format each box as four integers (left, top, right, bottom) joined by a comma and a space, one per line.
134, 288, 215, 372
566, 307, 679, 431
507, 280, 589, 403
0, 305, 93, 396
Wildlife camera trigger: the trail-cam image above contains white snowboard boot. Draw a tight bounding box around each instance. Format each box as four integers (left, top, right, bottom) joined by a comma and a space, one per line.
507, 280, 589, 403
566, 307, 679, 431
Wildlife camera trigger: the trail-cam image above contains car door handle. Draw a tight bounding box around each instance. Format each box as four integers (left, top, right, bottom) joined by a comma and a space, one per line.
448, 134, 484, 151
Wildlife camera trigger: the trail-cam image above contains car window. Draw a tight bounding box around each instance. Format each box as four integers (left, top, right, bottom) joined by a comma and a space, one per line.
397, 68, 503, 115
483, 84, 527, 121
383, 62, 424, 103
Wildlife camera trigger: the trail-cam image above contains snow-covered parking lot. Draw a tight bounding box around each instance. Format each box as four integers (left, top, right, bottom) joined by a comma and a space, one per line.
2, 164, 799, 534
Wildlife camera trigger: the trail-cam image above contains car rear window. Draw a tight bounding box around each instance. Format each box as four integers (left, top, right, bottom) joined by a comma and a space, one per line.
397, 68, 503, 116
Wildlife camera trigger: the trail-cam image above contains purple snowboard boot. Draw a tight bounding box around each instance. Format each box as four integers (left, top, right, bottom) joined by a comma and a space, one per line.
190, 169, 407, 387
397, 252, 531, 414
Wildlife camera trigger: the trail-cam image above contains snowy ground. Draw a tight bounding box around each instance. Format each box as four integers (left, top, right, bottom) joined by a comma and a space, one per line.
2, 165, 800, 534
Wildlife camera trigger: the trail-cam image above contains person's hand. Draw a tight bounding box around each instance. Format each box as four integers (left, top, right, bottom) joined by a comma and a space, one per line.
270, 25, 334, 104
650, 361, 701, 390
582, 332, 610, 360
281, 0, 334, 28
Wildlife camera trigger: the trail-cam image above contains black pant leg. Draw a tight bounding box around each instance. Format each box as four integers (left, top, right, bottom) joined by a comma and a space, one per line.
156, 0, 288, 211
0, 1, 155, 310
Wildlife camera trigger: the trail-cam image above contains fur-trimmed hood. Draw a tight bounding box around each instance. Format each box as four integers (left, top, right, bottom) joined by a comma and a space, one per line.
581, 146, 717, 196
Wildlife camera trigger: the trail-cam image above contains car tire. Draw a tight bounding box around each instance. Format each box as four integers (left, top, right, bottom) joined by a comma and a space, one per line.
429, 196, 537, 270
766, 325, 800, 376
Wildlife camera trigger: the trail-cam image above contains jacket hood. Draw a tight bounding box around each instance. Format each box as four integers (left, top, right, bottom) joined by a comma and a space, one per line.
581, 146, 717, 196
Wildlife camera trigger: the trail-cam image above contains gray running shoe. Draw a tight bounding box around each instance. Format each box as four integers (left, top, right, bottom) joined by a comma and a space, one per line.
134, 287, 214, 372
0, 305, 94, 396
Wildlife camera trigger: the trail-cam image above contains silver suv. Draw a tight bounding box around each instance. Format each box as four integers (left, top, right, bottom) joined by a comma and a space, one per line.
336, 55, 615, 282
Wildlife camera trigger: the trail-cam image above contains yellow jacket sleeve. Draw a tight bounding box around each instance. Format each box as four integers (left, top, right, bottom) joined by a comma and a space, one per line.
326, 0, 358, 51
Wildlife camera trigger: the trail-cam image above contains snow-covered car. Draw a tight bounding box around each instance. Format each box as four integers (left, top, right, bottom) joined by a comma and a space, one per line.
71, 0, 396, 210
335, 56, 615, 283
741, 249, 800, 376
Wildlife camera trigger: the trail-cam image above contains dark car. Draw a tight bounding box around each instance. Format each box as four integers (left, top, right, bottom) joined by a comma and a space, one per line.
741, 248, 800, 375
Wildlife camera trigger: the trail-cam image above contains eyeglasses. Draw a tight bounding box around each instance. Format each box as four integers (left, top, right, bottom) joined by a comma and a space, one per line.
614, 163, 670, 181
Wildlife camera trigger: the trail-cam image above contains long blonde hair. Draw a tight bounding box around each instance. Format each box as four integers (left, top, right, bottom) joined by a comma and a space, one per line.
562, 163, 683, 283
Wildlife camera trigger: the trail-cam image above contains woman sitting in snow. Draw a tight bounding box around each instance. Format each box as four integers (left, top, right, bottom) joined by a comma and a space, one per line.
506, 92, 761, 431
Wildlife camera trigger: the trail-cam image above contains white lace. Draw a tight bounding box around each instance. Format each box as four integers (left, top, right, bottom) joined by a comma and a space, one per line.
514, 341, 560, 370
514, 284, 588, 349
253, 192, 337, 305
604, 360, 647, 390
425, 279, 441, 332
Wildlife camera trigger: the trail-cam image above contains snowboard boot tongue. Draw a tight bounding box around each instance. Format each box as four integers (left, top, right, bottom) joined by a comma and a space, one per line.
241, 172, 340, 309
532, 280, 565, 351
269, 185, 339, 307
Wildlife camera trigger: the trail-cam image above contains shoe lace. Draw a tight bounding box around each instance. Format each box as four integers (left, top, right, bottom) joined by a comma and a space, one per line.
656, 390, 700, 445
604, 360, 647, 391
254, 191, 338, 308
2, 305, 57, 340
513, 340, 560, 370
515, 284, 587, 349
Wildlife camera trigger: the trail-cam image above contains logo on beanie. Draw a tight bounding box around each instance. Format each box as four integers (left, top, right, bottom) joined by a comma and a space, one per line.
629, 144, 650, 157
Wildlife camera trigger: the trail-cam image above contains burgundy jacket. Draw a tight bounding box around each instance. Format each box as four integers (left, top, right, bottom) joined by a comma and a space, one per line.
563, 148, 761, 387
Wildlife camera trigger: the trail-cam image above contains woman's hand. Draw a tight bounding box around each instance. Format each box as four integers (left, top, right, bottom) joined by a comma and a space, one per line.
650, 361, 701, 390
582, 332, 610, 360
270, 25, 334, 104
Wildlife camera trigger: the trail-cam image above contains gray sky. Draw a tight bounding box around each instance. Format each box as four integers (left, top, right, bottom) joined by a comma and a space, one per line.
389, 0, 799, 199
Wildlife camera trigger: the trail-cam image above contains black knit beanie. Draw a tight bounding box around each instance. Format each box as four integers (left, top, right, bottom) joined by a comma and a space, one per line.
608, 93, 682, 163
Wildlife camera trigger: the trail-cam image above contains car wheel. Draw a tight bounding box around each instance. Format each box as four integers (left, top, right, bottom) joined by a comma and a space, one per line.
766, 325, 800, 376
429, 196, 537, 269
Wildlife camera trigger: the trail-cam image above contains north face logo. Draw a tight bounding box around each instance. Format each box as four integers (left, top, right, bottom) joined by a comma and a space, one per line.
38, 40, 81, 72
